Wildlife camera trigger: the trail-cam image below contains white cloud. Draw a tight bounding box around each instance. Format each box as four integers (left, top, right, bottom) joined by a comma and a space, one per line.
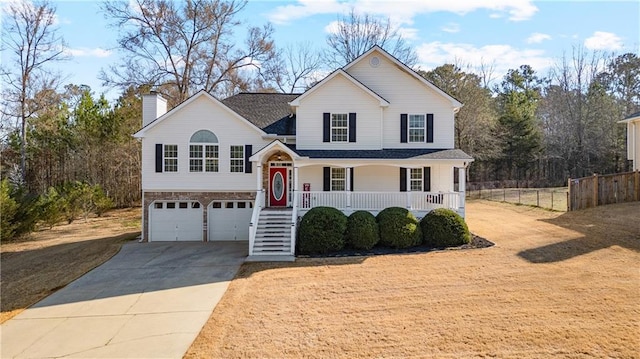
65, 47, 112, 58
267, 0, 538, 25
526, 32, 551, 44
416, 41, 553, 78
324, 20, 342, 34
441, 23, 460, 33
584, 31, 623, 51
396, 27, 419, 40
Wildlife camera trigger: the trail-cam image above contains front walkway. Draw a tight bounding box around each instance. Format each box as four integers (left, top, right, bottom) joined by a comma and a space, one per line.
1, 241, 246, 358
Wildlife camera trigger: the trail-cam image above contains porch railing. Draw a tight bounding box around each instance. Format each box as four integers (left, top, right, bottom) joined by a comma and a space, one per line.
248, 190, 264, 255
296, 191, 461, 212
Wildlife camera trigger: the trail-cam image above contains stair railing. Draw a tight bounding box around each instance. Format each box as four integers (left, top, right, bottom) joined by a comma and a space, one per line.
248, 190, 263, 256
290, 189, 298, 255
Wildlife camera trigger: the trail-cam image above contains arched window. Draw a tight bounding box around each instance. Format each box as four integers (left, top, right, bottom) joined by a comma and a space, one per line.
189, 130, 218, 172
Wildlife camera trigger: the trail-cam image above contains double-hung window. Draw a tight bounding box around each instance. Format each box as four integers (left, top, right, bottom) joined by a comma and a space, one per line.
164, 145, 178, 172
189, 130, 219, 172
331, 113, 348, 142
410, 168, 423, 191
408, 114, 426, 142
230, 145, 244, 173
331, 168, 346, 191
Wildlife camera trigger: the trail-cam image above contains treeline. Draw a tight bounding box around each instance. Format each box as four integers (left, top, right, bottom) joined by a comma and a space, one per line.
422, 51, 639, 186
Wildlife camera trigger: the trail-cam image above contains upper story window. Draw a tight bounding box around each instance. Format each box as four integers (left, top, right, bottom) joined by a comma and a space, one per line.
189, 130, 218, 172
331, 113, 348, 142
164, 144, 178, 172
230, 145, 244, 173
409, 114, 426, 142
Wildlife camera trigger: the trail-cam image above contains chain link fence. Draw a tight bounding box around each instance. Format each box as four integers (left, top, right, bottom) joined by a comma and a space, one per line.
466, 187, 568, 211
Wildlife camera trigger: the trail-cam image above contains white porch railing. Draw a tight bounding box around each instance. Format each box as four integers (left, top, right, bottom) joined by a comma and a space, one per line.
296, 191, 461, 213
248, 190, 264, 256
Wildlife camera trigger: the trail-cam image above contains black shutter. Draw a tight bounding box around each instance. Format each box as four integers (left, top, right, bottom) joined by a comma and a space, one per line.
244, 145, 252, 173
349, 167, 354, 191
348, 113, 356, 142
426, 114, 434, 143
323, 167, 331, 191
323, 113, 331, 142
423, 167, 431, 192
400, 114, 408, 143
400, 167, 407, 192
155, 144, 163, 173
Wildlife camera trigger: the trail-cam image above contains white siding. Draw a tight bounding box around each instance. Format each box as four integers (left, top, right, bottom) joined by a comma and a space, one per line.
345, 51, 456, 149
354, 165, 399, 191
142, 94, 167, 127
141, 95, 267, 191
628, 120, 640, 170
295, 74, 383, 150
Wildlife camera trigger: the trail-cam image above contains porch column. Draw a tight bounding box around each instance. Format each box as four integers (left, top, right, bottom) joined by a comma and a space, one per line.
458, 166, 466, 218
293, 166, 299, 207
256, 164, 264, 208
406, 167, 412, 209
346, 166, 352, 208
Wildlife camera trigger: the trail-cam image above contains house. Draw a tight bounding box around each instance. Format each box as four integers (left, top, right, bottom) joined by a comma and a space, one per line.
619, 112, 640, 171
133, 46, 473, 260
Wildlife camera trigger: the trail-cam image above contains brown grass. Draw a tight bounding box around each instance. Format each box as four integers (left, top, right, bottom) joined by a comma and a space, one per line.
0, 208, 141, 323
185, 200, 640, 358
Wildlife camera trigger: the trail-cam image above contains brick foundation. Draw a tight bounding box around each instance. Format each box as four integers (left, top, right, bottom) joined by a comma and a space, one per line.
142, 191, 256, 242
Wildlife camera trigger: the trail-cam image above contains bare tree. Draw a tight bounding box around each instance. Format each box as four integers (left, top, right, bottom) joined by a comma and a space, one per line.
101, 0, 276, 104
262, 42, 323, 94
1, 0, 67, 182
325, 9, 417, 68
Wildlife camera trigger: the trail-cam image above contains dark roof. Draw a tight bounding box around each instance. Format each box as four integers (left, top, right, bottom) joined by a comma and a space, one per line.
222, 93, 300, 135
624, 111, 640, 119
286, 146, 473, 160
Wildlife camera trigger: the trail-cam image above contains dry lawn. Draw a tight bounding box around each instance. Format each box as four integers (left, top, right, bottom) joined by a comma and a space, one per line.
0, 208, 141, 323
186, 200, 640, 358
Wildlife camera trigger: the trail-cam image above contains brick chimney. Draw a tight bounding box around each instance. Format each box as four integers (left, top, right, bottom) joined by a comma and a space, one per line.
142, 92, 167, 127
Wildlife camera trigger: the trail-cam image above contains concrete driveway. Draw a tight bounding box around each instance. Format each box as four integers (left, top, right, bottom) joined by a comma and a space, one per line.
1, 241, 247, 358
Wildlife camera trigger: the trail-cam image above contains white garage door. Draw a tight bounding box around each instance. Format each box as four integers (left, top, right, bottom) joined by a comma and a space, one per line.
208, 201, 253, 241
149, 201, 203, 241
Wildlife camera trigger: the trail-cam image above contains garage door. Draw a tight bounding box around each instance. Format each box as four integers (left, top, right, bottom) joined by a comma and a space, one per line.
149, 201, 203, 241
208, 201, 253, 241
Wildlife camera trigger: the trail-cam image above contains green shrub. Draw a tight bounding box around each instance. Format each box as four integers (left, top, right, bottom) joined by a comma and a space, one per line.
0, 179, 19, 240
38, 187, 65, 229
93, 185, 113, 217
421, 208, 471, 247
297, 207, 347, 254
376, 207, 422, 248
345, 211, 379, 250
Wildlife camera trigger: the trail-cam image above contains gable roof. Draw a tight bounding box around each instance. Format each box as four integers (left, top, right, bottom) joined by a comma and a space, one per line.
343, 46, 463, 109
133, 90, 266, 138
289, 69, 390, 107
222, 93, 300, 135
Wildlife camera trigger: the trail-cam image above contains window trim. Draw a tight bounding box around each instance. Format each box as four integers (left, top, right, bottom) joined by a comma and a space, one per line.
230, 145, 244, 173
189, 144, 219, 173
330, 113, 348, 143
163, 144, 178, 172
408, 114, 426, 143
330, 167, 346, 191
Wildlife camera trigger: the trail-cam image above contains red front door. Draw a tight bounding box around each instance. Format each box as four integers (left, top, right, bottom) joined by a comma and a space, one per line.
269, 167, 287, 207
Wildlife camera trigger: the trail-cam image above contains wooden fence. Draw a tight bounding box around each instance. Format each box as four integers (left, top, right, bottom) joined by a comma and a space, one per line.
568, 171, 640, 211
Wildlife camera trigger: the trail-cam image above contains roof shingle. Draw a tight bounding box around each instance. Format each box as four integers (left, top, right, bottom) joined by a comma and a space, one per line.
221, 93, 300, 135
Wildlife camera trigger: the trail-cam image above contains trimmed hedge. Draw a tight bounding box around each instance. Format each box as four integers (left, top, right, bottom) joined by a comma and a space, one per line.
421, 208, 471, 247
297, 206, 347, 254
376, 207, 422, 248
345, 210, 379, 250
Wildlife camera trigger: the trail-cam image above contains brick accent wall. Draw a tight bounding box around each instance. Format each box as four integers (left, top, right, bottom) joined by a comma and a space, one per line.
142, 191, 255, 242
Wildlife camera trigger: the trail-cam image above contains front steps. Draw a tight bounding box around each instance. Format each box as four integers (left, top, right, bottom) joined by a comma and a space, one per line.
248, 208, 295, 262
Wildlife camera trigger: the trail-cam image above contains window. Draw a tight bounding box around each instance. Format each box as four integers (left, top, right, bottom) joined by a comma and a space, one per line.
331, 168, 346, 191
189, 130, 218, 172
331, 113, 348, 142
230, 145, 244, 173
410, 168, 423, 191
164, 145, 178, 172
408, 114, 425, 142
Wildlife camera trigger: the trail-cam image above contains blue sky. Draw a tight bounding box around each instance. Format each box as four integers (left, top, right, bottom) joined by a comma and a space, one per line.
7, 0, 639, 100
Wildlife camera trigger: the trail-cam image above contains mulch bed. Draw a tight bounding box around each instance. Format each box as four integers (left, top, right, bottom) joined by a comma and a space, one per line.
298, 234, 494, 258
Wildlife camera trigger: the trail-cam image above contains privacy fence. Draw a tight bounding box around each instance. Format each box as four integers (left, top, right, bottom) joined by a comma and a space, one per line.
567, 171, 640, 211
